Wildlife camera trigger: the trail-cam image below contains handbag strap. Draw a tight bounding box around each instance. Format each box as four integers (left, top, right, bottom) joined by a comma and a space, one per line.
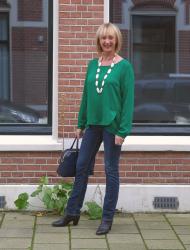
70, 137, 79, 150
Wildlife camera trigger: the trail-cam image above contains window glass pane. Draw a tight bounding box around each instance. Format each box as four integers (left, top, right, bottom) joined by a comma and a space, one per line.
0, 14, 8, 40
110, 0, 190, 128
0, 0, 52, 129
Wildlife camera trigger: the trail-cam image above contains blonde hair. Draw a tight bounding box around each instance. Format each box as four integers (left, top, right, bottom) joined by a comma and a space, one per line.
95, 23, 122, 54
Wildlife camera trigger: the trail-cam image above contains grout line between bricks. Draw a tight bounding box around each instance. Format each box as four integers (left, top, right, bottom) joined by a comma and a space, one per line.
0, 212, 5, 228
164, 214, 187, 250
132, 213, 149, 250
30, 215, 37, 250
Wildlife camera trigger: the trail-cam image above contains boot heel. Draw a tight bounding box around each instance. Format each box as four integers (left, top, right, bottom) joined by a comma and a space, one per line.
73, 216, 80, 225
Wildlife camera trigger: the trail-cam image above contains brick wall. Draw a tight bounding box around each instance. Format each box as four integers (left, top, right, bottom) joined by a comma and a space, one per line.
1, 152, 190, 184
0, 0, 190, 185
58, 0, 104, 138
179, 31, 190, 73
18, 0, 43, 21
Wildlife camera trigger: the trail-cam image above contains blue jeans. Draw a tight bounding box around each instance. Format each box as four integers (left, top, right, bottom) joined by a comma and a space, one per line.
65, 126, 121, 221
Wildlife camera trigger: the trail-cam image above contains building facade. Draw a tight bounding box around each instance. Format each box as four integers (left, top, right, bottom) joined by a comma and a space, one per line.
0, 0, 190, 211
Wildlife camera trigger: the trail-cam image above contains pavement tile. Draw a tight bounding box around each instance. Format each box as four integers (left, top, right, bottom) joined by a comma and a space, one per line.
34, 233, 69, 244
110, 224, 139, 234
72, 239, 107, 249
33, 244, 69, 250
1, 219, 34, 229
109, 243, 146, 250
0, 228, 33, 238
145, 239, 184, 249
140, 229, 178, 239
137, 221, 171, 230
167, 218, 190, 225
71, 228, 104, 238
134, 214, 165, 221
36, 216, 60, 225
178, 235, 190, 244
173, 225, 190, 234
75, 219, 101, 229
107, 234, 144, 244
113, 216, 135, 225
166, 214, 190, 218
0, 249, 28, 250
0, 238, 31, 248
36, 224, 68, 233
4, 212, 34, 221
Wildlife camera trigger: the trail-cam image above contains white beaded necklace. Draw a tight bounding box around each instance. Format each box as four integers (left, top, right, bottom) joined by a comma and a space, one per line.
95, 55, 116, 94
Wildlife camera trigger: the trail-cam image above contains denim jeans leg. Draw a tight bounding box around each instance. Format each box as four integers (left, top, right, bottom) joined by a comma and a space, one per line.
65, 127, 103, 215
102, 129, 121, 221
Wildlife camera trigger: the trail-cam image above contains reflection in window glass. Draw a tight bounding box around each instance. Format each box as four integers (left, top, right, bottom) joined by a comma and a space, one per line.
0, 0, 52, 127
110, 0, 190, 126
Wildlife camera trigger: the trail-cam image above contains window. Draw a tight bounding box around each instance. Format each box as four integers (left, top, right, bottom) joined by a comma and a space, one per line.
0, 0, 53, 134
110, 0, 190, 135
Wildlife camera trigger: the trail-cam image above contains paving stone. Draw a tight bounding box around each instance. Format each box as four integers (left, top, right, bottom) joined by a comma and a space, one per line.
1, 219, 34, 229
0, 228, 33, 238
178, 235, 190, 244
167, 218, 190, 225
134, 214, 165, 221
173, 225, 190, 234
33, 244, 69, 250
75, 219, 101, 229
137, 221, 171, 230
109, 243, 146, 250
141, 229, 177, 240
71, 228, 104, 238
0, 249, 28, 250
4, 212, 34, 221
110, 224, 139, 234
113, 216, 135, 225
166, 214, 190, 218
107, 234, 144, 244
34, 233, 69, 244
72, 239, 107, 249
36, 224, 68, 233
145, 239, 184, 249
0, 238, 31, 248
36, 216, 60, 225
185, 245, 190, 250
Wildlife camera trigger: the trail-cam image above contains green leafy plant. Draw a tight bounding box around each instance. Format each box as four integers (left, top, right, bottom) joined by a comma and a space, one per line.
14, 176, 73, 215
85, 201, 102, 220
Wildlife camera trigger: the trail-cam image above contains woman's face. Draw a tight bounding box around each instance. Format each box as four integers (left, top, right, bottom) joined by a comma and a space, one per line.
99, 33, 117, 54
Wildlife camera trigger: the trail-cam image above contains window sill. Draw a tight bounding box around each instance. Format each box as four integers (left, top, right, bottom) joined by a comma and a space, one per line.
0, 135, 62, 151
64, 136, 190, 152
0, 135, 189, 152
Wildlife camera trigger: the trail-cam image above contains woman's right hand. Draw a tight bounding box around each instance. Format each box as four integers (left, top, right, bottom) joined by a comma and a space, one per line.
76, 128, 83, 139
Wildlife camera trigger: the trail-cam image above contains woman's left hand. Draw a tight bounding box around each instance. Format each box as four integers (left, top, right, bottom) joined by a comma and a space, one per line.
115, 135, 125, 145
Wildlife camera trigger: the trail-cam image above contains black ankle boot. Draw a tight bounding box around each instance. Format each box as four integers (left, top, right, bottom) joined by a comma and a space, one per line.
96, 220, 112, 235
52, 214, 80, 227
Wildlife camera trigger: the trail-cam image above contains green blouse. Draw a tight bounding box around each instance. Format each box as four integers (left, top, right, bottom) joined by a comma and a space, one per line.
77, 58, 134, 138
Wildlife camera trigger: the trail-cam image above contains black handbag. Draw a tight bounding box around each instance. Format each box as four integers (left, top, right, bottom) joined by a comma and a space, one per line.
57, 137, 79, 177
57, 137, 95, 177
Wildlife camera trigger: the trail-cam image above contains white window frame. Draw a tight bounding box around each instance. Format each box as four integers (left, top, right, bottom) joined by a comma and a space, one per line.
0, 0, 61, 151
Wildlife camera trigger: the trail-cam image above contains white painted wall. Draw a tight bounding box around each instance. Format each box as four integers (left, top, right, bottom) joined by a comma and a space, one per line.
1, 184, 190, 212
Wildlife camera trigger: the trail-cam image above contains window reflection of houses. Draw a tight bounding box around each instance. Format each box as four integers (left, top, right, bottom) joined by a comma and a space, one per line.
111, 0, 190, 126
0, 0, 50, 125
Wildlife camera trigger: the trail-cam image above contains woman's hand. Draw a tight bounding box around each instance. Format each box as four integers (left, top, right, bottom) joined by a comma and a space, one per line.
115, 135, 125, 145
76, 128, 84, 139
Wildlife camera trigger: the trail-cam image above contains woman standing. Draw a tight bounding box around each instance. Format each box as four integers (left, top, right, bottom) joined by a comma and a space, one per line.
52, 22, 134, 235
